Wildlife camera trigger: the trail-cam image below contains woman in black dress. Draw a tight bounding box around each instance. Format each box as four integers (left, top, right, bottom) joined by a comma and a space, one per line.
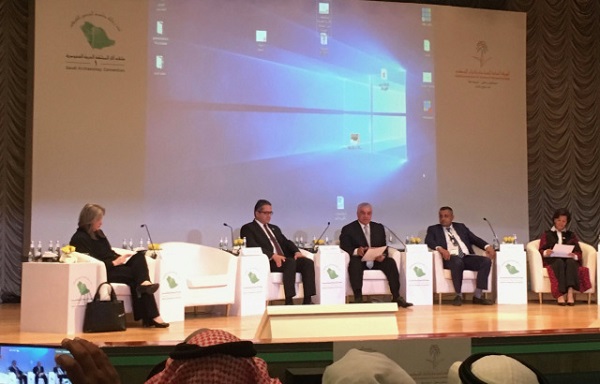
70, 203, 168, 327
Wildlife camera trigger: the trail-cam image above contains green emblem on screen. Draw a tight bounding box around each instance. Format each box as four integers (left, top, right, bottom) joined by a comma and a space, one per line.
80, 21, 115, 49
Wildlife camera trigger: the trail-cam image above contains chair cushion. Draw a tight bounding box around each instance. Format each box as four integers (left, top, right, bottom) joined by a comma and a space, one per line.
187, 274, 229, 289
364, 270, 387, 280
443, 270, 478, 280
270, 272, 302, 284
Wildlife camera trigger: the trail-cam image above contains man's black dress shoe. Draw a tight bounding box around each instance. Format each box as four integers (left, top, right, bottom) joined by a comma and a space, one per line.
143, 319, 170, 328
136, 283, 159, 297
452, 295, 463, 306
285, 298, 294, 305
395, 297, 413, 308
472, 296, 494, 305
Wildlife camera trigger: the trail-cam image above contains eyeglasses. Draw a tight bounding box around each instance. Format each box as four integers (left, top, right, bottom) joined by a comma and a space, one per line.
259, 211, 273, 215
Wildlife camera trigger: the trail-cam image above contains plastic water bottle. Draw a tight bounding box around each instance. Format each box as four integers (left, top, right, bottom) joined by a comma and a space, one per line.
28, 241, 35, 262
36, 241, 43, 261
122, 238, 128, 250
129, 238, 133, 250
242, 237, 247, 249
223, 237, 229, 249
219, 237, 224, 250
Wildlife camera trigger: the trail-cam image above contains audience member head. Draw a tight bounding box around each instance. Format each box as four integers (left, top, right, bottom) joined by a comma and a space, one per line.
447, 352, 548, 384
356, 202, 373, 225
145, 328, 280, 384
322, 348, 416, 384
78, 203, 105, 237
253, 199, 273, 225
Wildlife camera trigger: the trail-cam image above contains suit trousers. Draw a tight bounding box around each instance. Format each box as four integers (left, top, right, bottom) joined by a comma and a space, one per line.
108, 252, 159, 322
348, 256, 400, 299
270, 256, 316, 299
546, 257, 580, 294
443, 254, 492, 293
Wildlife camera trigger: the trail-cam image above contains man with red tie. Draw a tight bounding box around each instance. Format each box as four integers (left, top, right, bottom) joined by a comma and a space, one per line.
240, 199, 316, 305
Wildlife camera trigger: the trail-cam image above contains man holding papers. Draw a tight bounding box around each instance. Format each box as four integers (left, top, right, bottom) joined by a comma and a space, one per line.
339, 202, 412, 308
538, 208, 586, 306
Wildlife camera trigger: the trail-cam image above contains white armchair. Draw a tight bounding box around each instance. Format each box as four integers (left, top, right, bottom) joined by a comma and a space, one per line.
433, 247, 493, 304
526, 239, 596, 304
345, 246, 402, 300
160, 242, 238, 314
268, 248, 314, 303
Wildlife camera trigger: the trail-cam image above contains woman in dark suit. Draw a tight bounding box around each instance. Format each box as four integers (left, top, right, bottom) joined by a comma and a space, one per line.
538, 208, 582, 306
70, 203, 168, 327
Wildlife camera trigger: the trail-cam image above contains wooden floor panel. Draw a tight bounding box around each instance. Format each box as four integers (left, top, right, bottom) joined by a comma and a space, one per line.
2, 301, 599, 347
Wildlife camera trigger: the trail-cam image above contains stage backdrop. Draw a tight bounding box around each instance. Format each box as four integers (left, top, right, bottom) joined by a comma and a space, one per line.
31, 0, 526, 249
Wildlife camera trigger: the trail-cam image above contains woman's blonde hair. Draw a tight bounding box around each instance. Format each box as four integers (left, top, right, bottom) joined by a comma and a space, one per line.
78, 203, 105, 237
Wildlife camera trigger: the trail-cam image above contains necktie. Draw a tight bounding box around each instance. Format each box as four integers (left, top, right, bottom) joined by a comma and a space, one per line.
446, 227, 464, 258
364, 225, 374, 268
264, 224, 285, 256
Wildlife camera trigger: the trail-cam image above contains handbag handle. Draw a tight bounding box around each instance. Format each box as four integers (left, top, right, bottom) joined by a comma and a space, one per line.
92, 282, 119, 302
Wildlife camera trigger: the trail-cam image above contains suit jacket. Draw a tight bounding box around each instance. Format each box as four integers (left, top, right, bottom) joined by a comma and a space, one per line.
33, 366, 46, 376
240, 220, 299, 258
339, 220, 387, 257
425, 222, 488, 254
539, 229, 582, 265
9, 366, 24, 377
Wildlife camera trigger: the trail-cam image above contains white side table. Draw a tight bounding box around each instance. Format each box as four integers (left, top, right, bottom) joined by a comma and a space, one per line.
401, 244, 433, 305
154, 252, 185, 323
496, 243, 528, 304
21, 262, 98, 334
231, 247, 269, 316
314, 245, 346, 304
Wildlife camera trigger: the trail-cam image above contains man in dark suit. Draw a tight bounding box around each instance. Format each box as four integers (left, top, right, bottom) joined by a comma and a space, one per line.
240, 199, 316, 305
425, 206, 496, 306
33, 362, 48, 384
53, 366, 68, 384
339, 202, 412, 308
8, 360, 27, 384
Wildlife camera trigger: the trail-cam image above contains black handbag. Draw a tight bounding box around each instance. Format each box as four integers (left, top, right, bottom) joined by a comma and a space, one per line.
83, 282, 126, 333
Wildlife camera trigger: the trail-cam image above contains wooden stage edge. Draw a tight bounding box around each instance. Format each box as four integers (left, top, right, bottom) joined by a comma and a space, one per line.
2, 300, 600, 347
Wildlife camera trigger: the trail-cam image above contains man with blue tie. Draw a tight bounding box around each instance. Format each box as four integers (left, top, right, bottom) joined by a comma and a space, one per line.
425, 206, 496, 306
339, 202, 412, 308
240, 199, 316, 305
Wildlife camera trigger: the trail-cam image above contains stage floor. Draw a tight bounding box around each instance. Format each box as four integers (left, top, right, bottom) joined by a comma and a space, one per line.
3, 300, 600, 347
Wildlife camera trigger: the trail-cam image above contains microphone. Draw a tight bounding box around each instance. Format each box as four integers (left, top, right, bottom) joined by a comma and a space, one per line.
315, 222, 331, 246
223, 223, 234, 244
383, 225, 406, 250
140, 224, 157, 258
483, 218, 500, 250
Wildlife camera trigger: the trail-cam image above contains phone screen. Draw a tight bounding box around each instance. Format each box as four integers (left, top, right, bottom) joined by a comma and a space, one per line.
0, 344, 71, 379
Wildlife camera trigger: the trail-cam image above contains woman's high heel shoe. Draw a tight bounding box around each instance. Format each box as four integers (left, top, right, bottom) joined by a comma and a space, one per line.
136, 283, 159, 298
142, 319, 170, 328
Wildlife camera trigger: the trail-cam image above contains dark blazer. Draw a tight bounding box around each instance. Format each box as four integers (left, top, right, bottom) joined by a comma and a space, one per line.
9, 365, 24, 377
539, 229, 582, 265
425, 222, 488, 254
339, 220, 387, 256
240, 220, 299, 258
